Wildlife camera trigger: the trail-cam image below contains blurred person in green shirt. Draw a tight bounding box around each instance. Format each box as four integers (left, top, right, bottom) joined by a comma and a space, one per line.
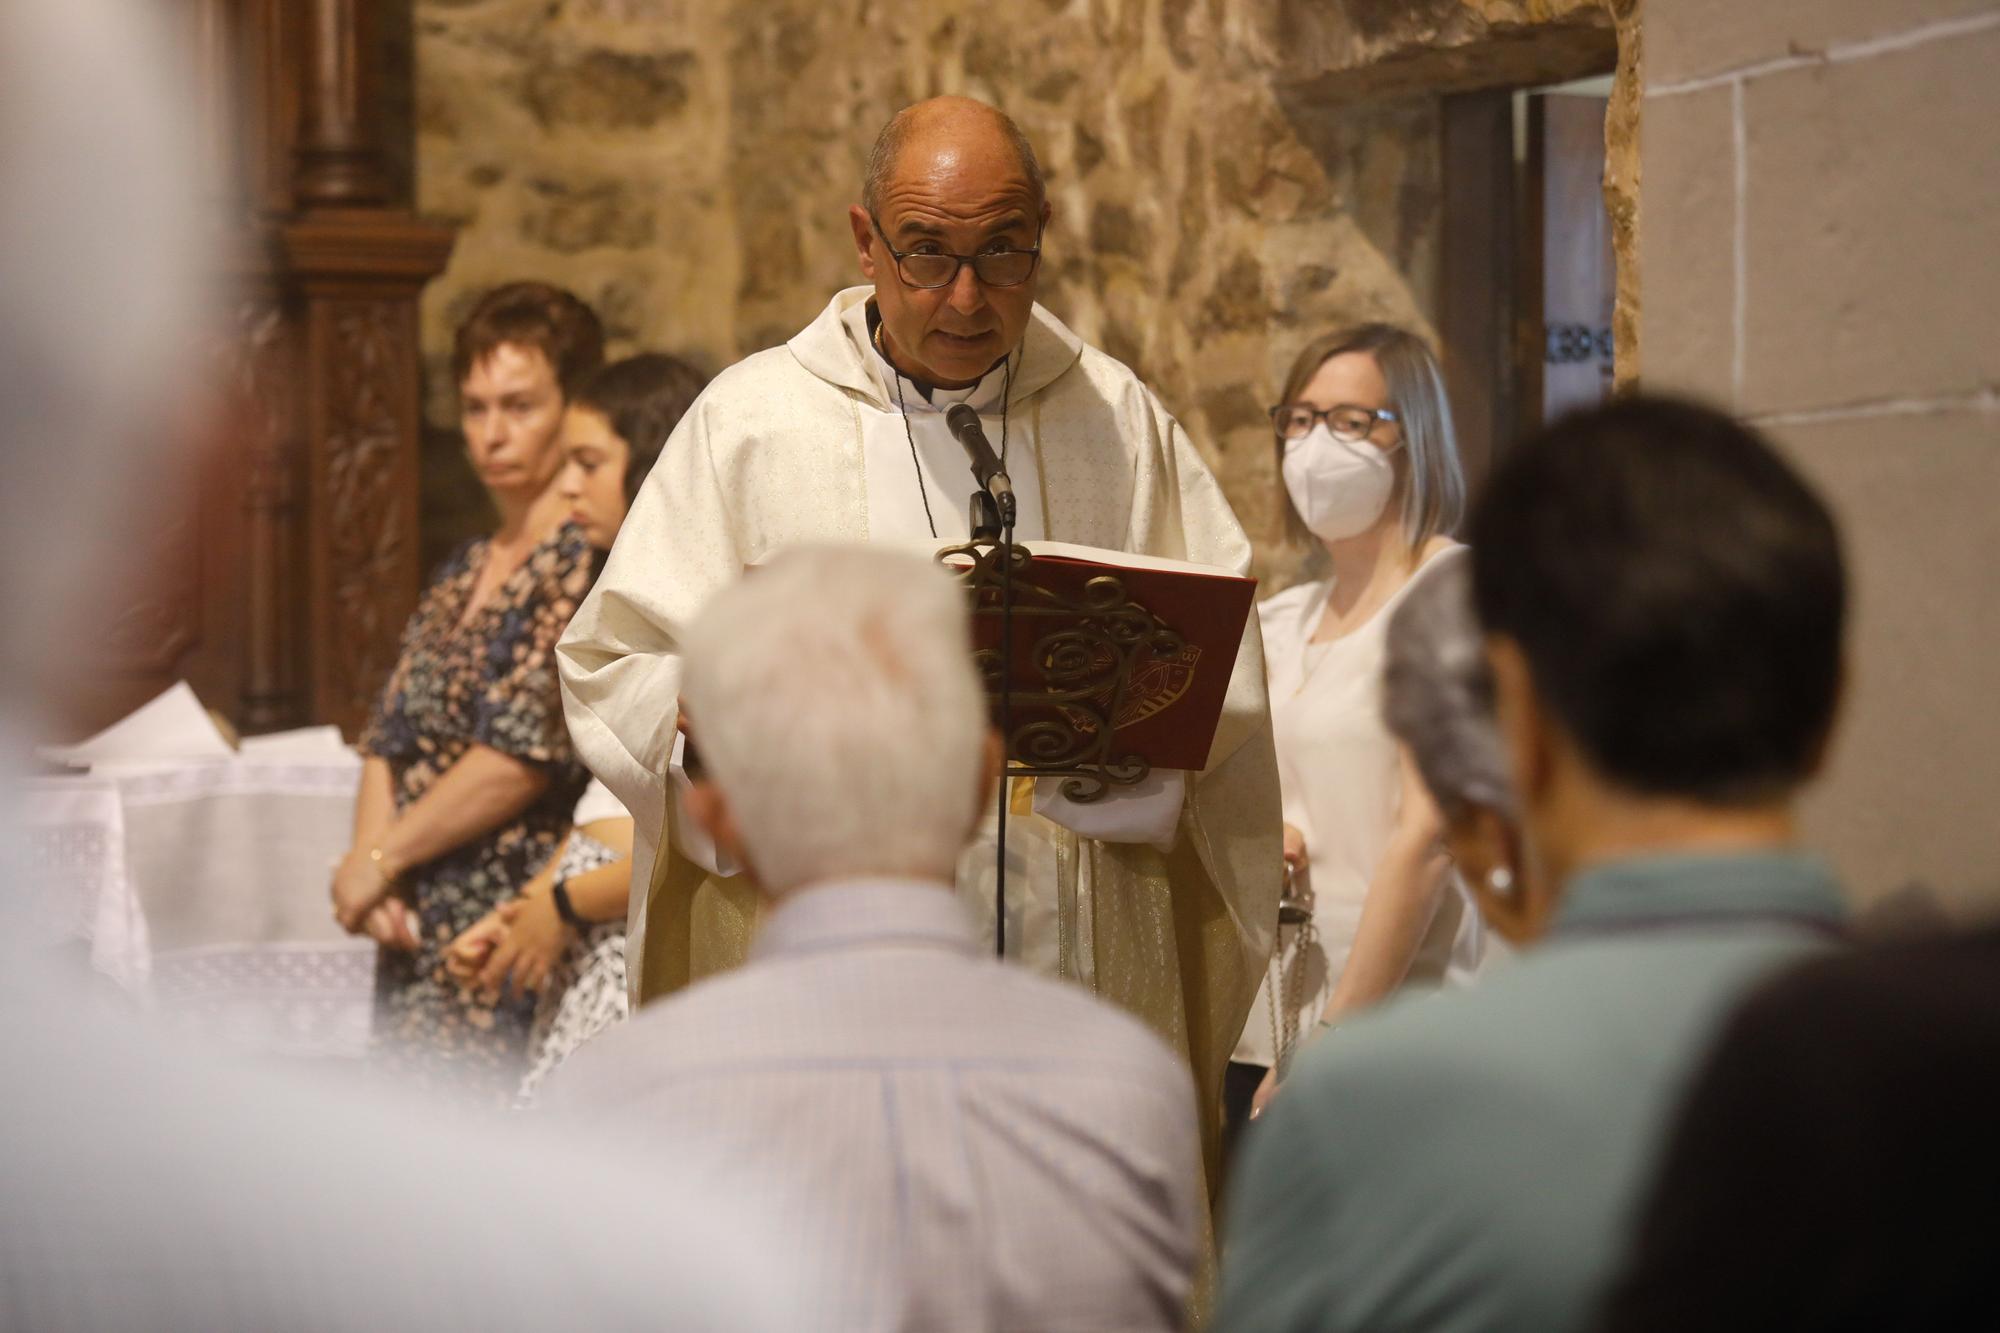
1217, 396, 1850, 1333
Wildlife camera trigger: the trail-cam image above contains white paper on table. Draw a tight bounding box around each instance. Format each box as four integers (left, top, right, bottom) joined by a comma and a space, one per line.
238, 726, 353, 760
21, 776, 153, 994
38, 681, 233, 768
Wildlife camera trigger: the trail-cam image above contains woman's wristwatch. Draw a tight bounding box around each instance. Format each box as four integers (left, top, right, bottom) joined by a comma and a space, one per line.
550, 878, 588, 931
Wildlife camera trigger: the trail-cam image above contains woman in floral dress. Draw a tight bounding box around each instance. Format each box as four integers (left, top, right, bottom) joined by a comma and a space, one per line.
442, 352, 710, 1103
329, 282, 602, 1099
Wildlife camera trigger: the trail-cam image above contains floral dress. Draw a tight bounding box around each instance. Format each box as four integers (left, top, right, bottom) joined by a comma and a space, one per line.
360, 524, 593, 1100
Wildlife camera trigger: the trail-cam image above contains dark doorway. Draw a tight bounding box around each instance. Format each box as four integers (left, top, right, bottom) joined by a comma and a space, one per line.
1440, 76, 1617, 495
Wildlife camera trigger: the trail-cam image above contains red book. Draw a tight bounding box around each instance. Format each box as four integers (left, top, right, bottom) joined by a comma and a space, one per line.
935, 541, 1256, 775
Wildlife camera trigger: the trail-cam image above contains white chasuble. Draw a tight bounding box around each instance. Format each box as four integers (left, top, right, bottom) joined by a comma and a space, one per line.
557, 286, 1282, 1182
854, 333, 1049, 544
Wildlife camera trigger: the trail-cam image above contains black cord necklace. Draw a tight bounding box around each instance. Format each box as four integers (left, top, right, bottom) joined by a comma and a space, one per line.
885, 341, 1016, 541
889, 369, 940, 539
996, 354, 1015, 471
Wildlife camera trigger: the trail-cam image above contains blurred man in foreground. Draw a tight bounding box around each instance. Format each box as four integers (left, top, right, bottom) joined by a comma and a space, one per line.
0, 3, 782, 1327
1598, 921, 1997, 1331
1220, 397, 1852, 1332
547, 546, 1204, 1332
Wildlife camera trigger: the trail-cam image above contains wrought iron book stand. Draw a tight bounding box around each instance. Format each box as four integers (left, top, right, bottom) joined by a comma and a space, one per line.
935, 540, 1187, 804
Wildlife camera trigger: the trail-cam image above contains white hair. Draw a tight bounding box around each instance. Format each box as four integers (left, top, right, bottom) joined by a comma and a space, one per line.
680, 545, 988, 894
1382, 559, 1516, 823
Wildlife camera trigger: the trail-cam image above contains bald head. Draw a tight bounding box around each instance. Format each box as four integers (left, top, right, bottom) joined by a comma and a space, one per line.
861, 96, 1045, 214
850, 96, 1050, 387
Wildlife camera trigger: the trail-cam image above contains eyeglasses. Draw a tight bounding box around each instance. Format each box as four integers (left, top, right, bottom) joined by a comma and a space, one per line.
869, 213, 1043, 290
1269, 402, 1402, 445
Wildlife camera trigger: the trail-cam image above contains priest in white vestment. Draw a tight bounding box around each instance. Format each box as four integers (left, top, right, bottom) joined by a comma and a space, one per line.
557, 96, 1280, 1176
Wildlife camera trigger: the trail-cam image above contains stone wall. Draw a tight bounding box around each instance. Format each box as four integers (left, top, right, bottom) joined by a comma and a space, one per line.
1639, 1, 2000, 908
409, 1, 1998, 914
413, 0, 1635, 580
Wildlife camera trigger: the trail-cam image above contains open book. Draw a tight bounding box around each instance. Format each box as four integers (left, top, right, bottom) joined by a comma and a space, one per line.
931, 540, 1256, 774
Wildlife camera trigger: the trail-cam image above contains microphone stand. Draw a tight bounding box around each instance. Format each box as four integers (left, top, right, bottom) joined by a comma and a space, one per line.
967, 482, 1016, 960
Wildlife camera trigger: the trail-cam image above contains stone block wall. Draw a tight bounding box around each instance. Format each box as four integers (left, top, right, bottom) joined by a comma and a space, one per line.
413, 0, 1634, 582
409, 0, 1997, 916
1640, 3, 2000, 908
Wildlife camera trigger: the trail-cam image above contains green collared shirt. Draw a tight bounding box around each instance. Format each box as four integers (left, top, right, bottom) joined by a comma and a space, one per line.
1218, 850, 1846, 1333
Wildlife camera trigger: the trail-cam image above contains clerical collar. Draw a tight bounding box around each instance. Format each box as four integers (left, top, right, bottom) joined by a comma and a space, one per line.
864, 300, 1008, 404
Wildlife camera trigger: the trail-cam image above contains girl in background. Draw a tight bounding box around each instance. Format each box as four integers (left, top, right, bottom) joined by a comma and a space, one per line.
447, 353, 708, 1101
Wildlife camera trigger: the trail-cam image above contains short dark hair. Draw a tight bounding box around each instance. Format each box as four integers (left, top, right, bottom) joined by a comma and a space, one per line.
571, 353, 710, 502
451, 281, 604, 399
1468, 395, 1846, 805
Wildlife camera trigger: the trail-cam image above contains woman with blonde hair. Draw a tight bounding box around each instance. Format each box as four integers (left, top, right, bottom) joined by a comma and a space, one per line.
1230, 324, 1484, 1127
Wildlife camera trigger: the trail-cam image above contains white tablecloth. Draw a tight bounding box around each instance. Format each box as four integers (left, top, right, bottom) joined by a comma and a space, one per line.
21, 776, 151, 990
24, 749, 376, 1057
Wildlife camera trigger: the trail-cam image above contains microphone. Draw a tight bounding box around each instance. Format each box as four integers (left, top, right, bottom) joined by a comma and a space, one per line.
944, 402, 1014, 507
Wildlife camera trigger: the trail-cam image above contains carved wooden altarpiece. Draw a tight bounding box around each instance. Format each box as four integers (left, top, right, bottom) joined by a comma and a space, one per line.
69, 0, 452, 739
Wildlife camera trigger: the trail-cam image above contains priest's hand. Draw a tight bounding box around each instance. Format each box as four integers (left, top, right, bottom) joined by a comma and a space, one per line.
331, 847, 394, 932
675, 705, 706, 783
1282, 822, 1307, 875
1249, 1065, 1280, 1121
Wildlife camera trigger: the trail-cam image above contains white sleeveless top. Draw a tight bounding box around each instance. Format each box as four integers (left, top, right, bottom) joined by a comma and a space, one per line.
1232, 546, 1484, 1068
572, 777, 630, 828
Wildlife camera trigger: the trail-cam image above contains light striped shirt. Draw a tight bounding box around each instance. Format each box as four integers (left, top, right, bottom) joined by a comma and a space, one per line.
545, 877, 1203, 1331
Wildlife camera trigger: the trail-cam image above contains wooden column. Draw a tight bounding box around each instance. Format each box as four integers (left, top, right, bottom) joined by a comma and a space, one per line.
226, 278, 306, 733
286, 0, 452, 735
295, 0, 390, 206
284, 217, 451, 734
52, 0, 452, 739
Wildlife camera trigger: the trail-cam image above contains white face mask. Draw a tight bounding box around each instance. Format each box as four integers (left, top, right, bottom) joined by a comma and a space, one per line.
1281, 423, 1399, 542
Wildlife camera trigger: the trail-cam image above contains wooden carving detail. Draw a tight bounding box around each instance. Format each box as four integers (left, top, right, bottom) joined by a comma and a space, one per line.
321, 298, 409, 726
235, 294, 302, 729
46, 0, 454, 740
235, 299, 295, 494
98, 514, 202, 674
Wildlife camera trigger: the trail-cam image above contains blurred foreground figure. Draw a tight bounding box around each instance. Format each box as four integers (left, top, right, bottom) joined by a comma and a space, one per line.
1219, 397, 1852, 1333
1377, 558, 1521, 913
0, 4, 784, 1327
546, 546, 1204, 1332
1597, 925, 1999, 1332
